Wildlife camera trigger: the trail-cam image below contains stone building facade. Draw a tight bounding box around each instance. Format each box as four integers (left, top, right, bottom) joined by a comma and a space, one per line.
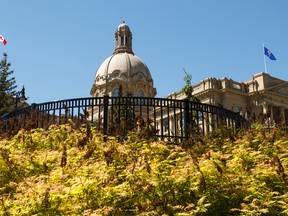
168, 72, 288, 126
91, 22, 288, 128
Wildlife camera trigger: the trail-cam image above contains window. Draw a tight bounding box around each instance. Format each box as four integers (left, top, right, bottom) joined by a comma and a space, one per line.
113, 70, 120, 77
137, 90, 144, 97
112, 88, 119, 97
198, 111, 203, 121
235, 107, 243, 115
138, 74, 143, 80
137, 89, 144, 105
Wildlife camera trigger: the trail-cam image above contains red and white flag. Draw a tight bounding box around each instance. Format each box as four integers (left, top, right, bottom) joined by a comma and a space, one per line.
0, 35, 7, 45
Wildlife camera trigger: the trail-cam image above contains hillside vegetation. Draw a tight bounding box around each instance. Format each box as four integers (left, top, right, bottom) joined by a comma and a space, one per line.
0, 123, 287, 215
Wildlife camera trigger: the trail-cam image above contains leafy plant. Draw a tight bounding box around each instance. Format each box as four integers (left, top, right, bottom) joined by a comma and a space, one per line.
0, 123, 287, 215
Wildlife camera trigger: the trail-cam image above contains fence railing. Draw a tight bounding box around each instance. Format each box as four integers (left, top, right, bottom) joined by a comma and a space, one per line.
0, 96, 241, 142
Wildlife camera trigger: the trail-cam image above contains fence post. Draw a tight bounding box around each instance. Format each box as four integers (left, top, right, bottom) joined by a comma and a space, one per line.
235, 112, 242, 130
30, 103, 38, 128
103, 95, 109, 139
184, 99, 190, 139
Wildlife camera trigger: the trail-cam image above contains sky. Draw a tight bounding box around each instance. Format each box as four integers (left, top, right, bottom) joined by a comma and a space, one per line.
1, 0, 288, 104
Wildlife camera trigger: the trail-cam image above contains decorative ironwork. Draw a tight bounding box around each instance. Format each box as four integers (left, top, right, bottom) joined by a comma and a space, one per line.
14, 86, 28, 109
1, 96, 241, 142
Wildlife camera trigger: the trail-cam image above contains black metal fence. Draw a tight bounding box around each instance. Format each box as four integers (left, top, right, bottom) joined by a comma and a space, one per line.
1, 96, 241, 141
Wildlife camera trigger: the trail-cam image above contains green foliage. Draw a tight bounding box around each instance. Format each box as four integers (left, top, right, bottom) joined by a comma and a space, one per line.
0, 123, 287, 215
0, 53, 17, 116
181, 68, 199, 102
109, 85, 135, 140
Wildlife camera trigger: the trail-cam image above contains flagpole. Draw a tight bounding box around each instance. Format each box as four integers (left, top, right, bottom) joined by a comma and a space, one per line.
263, 44, 267, 73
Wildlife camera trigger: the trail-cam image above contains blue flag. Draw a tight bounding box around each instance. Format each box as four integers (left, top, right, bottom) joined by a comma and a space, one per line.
264, 46, 276, 60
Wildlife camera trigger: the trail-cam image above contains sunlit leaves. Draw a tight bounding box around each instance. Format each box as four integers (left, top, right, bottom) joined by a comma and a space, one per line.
0, 123, 287, 215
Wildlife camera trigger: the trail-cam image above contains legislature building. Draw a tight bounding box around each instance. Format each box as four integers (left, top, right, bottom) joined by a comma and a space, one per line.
91, 22, 288, 128
169, 72, 288, 127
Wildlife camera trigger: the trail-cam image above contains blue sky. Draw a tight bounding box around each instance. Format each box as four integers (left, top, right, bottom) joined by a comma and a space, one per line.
1, 0, 287, 104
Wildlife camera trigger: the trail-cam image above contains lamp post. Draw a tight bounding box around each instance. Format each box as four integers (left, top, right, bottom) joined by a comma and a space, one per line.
15, 86, 28, 109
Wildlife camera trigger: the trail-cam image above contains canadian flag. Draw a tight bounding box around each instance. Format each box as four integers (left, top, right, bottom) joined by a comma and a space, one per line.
0, 35, 7, 45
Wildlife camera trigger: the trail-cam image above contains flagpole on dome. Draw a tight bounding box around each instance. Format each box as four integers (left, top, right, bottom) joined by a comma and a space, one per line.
263, 44, 268, 73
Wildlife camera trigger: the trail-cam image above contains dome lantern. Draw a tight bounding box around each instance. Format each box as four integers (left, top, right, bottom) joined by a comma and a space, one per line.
114, 21, 134, 55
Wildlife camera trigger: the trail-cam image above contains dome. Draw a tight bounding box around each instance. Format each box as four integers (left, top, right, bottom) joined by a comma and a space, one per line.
90, 22, 157, 97
93, 52, 154, 87
117, 22, 130, 31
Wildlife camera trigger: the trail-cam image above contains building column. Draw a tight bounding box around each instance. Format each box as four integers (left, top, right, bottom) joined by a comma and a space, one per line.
262, 102, 268, 115
169, 115, 174, 136
265, 104, 275, 127
280, 107, 286, 126
270, 105, 274, 125
285, 109, 288, 127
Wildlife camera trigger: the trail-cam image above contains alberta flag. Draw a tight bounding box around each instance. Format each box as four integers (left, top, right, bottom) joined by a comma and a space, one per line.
264, 46, 276, 60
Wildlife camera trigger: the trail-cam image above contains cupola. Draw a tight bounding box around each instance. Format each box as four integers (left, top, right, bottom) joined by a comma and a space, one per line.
90, 22, 157, 98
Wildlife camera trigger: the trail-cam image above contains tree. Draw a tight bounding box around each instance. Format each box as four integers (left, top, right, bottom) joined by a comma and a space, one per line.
0, 53, 17, 116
